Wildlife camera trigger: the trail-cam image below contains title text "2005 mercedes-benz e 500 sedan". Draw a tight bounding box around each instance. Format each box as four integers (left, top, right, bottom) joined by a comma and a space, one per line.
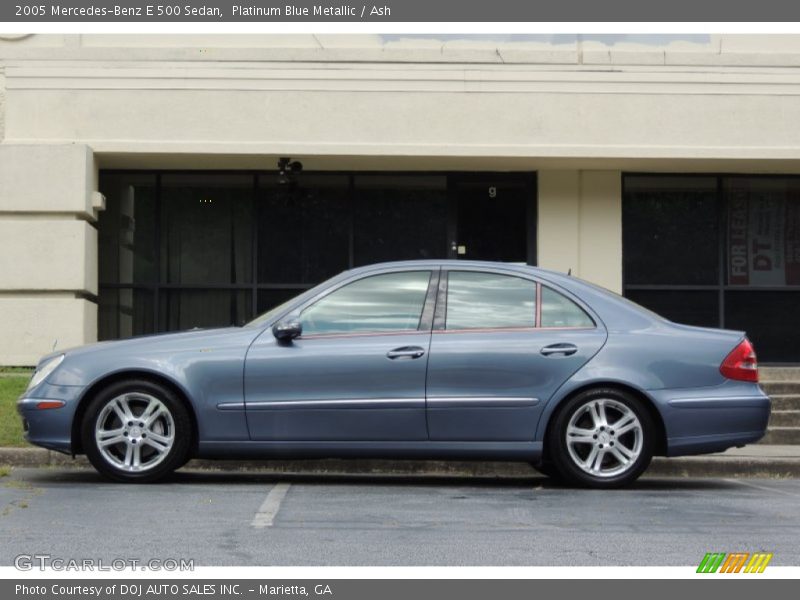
18, 261, 770, 488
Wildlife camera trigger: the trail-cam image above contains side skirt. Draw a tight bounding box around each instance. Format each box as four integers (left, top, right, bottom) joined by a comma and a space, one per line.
196, 440, 542, 461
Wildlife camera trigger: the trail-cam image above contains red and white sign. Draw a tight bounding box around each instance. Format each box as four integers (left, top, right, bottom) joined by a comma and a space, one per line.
728, 181, 800, 286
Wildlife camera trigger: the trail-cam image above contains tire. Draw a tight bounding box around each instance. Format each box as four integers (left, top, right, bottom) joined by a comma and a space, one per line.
547, 388, 654, 489
532, 461, 562, 481
81, 379, 192, 483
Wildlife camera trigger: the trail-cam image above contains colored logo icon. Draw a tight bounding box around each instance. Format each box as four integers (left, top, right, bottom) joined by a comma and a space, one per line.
697, 552, 773, 573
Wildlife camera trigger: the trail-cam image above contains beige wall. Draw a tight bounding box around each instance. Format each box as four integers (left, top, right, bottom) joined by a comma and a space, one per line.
0, 144, 100, 365
1, 34, 800, 364
537, 171, 622, 293
0, 295, 96, 366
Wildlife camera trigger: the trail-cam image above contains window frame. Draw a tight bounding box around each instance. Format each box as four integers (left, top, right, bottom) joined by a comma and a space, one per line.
432, 269, 597, 333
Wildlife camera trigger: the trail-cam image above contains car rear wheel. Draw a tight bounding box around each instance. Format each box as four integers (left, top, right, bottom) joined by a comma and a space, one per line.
81, 379, 191, 483
547, 388, 654, 488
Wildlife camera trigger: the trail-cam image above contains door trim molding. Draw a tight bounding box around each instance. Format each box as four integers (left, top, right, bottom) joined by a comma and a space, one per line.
427, 397, 540, 408
241, 398, 426, 410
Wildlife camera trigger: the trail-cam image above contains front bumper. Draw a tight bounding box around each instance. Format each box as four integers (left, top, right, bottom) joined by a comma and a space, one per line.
17, 382, 86, 454
650, 381, 771, 457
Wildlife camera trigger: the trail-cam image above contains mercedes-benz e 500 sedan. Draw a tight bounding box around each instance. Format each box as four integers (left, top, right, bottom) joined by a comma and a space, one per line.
18, 261, 770, 487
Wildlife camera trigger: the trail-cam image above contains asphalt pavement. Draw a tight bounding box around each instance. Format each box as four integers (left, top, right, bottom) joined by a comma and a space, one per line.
1, 468, 799, 566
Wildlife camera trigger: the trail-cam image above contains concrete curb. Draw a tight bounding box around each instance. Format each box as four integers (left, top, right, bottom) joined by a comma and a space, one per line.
1, 447, 799, 479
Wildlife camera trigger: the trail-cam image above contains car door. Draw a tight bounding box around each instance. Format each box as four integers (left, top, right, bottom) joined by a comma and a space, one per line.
426, 269, 607, 441
244, 269, 437, 441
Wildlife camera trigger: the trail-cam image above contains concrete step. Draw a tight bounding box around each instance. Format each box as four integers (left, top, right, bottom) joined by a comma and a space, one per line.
761, 381, 800, 395
771, 395, 800, 410
759, 367, 800, 381
770, 411, 800, 427
759, 427, 800, 445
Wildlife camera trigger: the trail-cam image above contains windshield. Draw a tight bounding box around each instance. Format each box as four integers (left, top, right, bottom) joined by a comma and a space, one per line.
244, 279, 333, 328
244, 297, 297, 328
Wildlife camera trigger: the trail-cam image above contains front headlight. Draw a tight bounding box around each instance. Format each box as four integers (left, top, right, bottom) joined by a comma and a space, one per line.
27, 354, 65, 391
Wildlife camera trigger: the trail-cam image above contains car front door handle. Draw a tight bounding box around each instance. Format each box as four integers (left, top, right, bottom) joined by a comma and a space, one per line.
540, 343, 578, 357
386, 346, 426, 360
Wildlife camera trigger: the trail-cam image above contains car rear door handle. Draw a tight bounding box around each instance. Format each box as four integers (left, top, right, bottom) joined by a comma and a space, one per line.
540, 343, 578, 357
386, 346, 426, 360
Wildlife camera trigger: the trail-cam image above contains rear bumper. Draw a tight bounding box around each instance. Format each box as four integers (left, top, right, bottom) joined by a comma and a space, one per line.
649, 382, 771, 457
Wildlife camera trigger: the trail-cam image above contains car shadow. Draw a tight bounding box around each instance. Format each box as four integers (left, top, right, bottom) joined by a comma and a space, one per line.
11, 465, 749, 491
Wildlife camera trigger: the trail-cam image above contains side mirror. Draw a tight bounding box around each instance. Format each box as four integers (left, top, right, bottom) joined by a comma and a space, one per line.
272, 320, 302, 341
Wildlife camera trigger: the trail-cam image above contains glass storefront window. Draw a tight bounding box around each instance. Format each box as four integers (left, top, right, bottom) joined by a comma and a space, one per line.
98, 171, 536, 341
624, 174, 800, 361
159, 290, 252, 332
624, 290, 719, 328
98, 288, 155, 340
725, 177, 800, 287
353, 175, 448, 266
160, 174, 254, 285
257, 174, 350, 284
97, 173, 157, 285
623, 176, 719, 286
725, 291, 800, 362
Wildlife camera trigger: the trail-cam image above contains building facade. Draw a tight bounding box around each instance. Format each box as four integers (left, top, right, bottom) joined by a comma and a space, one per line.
1, 33, 799, 365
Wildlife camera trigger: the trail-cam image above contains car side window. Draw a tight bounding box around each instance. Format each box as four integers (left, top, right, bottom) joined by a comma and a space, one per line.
300, 271, 432, 336
445, 271, 537, 330
540, 286, 594, 328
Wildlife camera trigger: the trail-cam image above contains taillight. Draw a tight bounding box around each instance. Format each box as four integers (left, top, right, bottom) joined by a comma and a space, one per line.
720, 338, 759, 382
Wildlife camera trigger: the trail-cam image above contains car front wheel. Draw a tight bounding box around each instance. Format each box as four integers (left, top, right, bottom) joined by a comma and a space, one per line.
548, 388, 654, 488
81, 379, 191, 483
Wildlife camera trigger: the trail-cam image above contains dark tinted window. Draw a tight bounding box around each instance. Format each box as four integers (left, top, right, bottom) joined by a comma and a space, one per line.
353, 175, 448, 265
301, 271, 431, 336
97, 173, 157, 285
446, 272, 536, 330
160, 174, 253, 285
258, 174, 350, 284
623, 176, 718, 285
540, 287, 594, 328
725, 291, 800, 362
159, 290, 252, 331
98, 289, 154, 341
625, 290, 719, 328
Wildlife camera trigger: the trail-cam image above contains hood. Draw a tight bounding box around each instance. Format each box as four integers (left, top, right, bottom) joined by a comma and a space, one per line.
37, 326, 263, 368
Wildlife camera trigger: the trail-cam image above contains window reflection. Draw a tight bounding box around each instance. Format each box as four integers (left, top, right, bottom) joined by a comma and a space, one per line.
301, 271, 431, 335
540, 287, 594, 327
446, 272, 536, 330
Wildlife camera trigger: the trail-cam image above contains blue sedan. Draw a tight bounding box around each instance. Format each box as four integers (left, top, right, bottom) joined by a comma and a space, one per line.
17, 261, 770, 487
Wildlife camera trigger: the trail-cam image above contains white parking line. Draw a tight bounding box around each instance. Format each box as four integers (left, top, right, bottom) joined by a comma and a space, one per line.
251, 483, 291, 528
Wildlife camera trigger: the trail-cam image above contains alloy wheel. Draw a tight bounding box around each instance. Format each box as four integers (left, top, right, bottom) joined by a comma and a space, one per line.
564, 398, 644, 478
94, 393, 175, 473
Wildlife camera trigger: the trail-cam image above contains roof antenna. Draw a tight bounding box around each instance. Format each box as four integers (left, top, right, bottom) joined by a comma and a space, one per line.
567, 268, 572, 276
52, 339, 58, 351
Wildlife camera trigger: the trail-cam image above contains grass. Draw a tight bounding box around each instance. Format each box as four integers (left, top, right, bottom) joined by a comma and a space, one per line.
0, 375, 30, 447
0, 466, 10, 477
0, 367, 33, 376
